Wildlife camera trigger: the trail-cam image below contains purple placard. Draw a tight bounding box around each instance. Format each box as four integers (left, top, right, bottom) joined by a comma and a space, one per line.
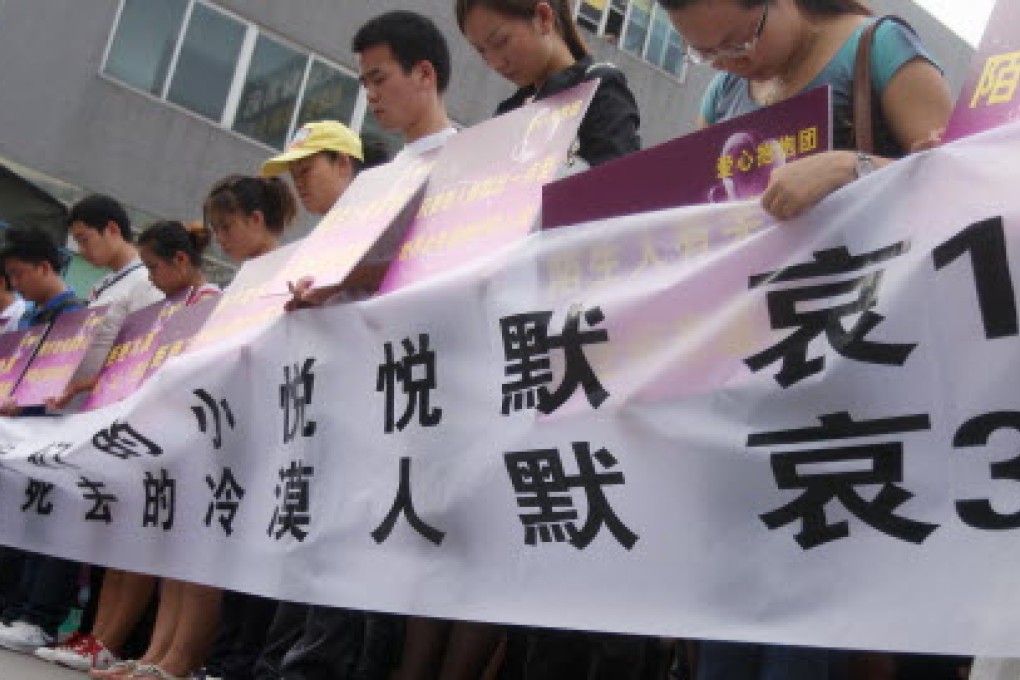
0, 326, 47, 399
143, 296, 220, 380
12, 306, 108, 407
944, 0, 1020, 141
379, 80, 599, 293
542, 85, 832, 229
83, 298, 183, 410
190, 244, 301, 352
266, 154, 435, 295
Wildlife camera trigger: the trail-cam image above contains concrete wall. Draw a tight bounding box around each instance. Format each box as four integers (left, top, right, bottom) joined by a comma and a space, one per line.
0, 0, 978, 244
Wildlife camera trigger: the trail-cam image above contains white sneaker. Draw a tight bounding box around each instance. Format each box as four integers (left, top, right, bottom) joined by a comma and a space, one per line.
51, 633, 118, 671
0, 620, 54, 653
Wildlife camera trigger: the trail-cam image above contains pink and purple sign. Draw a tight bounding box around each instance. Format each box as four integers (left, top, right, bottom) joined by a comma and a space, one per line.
0, 326, 47, 399
266, 154, 435, 295
12, 306, 108, 407
944, 0, 1020, 141
143, 296, 221, 379
379, 80, 599, 293
542, 85, 832, 229
84, 298, 184, 410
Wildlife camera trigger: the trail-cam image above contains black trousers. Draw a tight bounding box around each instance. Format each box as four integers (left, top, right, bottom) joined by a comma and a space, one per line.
205, 591, 278, 680
254, 602, 403, 680
0, 548, 78, 637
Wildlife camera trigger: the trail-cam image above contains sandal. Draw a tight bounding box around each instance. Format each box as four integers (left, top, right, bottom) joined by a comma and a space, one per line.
90, 659, 138, 678
129, 664, 189, 679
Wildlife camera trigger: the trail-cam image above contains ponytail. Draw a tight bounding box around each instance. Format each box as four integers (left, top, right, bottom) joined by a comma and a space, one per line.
138, 220, 212, 267
455, 0, 589, 60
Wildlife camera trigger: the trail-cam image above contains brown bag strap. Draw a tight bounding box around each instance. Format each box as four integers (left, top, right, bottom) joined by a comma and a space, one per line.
852, 16, 914, 153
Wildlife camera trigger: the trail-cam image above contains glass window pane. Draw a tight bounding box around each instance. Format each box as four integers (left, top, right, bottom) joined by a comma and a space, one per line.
166, 3, 246, 121
232, 34, 308, 149
664, 31, 685, 77
646, 4, 669, 65
577, 0, 605, 32
623, 0, 651, 55
294, 60, 360, 130
104, 0, 187, 95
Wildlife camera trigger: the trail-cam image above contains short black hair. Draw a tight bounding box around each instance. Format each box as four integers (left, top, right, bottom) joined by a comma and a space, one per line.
352, 10, 451, 93
0, 225, 63, 273
68, 194, 134, 242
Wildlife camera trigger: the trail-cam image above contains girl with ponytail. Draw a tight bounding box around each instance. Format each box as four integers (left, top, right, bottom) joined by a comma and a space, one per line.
203, 175, 297, 262
455, 0, 641, 169
138, 221, 219, 305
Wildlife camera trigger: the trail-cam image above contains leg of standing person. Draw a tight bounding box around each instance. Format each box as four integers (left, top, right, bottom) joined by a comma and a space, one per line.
90, 570, 157, 654
278, 605, 363, 680
436, 622, 503, 680
253, 601, 307, 680
0, 553, 79, 650
0, 546, 26, 617
353, 612, 404, 680
152, 581, 221, 677
391, 617, 452, 680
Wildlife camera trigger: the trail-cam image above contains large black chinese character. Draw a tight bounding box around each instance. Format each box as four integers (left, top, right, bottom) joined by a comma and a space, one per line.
269, 460, 314, 541
22, 479, 54, 515
77, 477, 117, 524
952, 411, 1020, 530
500, 305, 610, 415
745, 244, 916, 387
376, 335, 442, 433
27, 442, 77, 469
372, 457, 445, 545
205, 467, 245, 536
280, 359, 317, 443
192, 389, 236, 450
748, 411, 938, 549
505, 442, 637, 550
500, 312, 554, 413
93, 421, 163, 460
933, 217, 1018, 339
142, 468, 175, 531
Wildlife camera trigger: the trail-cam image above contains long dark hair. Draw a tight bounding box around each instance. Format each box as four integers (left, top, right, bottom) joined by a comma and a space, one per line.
203, 175, 297, 236
454, 0, 589, 61
657, 0, 870, 17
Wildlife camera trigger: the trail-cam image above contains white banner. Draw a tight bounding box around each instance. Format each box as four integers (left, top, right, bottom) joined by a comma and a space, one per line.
2, 124, 1020, 657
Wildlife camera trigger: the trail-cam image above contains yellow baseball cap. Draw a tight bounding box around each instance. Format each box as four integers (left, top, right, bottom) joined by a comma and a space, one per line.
260, 120, 364, 177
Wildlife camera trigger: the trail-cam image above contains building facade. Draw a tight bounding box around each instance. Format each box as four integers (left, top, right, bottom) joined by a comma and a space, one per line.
0, 0, 975, 276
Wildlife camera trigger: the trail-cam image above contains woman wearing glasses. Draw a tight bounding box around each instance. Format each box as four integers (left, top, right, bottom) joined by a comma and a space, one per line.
660, 0, 951, 221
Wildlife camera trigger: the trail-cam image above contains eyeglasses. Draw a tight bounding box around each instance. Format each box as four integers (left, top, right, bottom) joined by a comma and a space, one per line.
685, 2, 769, 65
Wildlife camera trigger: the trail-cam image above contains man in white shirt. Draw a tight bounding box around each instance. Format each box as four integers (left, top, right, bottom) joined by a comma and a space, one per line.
52, 195, 163, 404
353, 10, 457, 157
286, 11, 458, 312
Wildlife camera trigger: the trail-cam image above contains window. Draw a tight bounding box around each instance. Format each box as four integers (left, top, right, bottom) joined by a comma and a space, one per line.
233, 34, 308, 148
575, 0, 686, 79
103, 0, 368, 150
104, 0, 187, 95
577, 0, 605, 32
294, 60, 360, 132
166, 3, 246, 122
622, 0, 651, 57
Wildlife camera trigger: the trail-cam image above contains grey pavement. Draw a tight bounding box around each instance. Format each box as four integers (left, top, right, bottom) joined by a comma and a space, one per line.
0, 648, 82, 679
